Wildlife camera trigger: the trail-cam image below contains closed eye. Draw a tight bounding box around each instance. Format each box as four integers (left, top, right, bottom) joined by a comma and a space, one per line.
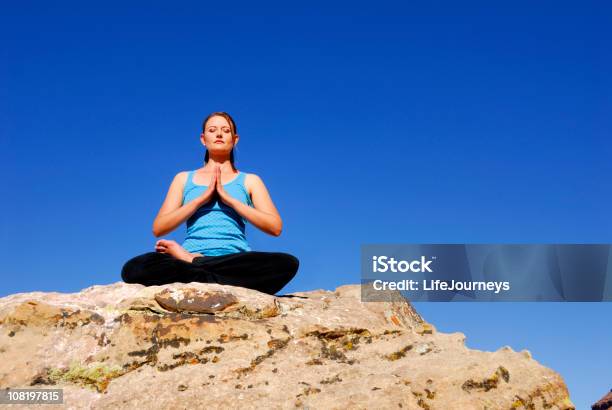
208, 127, 231, 133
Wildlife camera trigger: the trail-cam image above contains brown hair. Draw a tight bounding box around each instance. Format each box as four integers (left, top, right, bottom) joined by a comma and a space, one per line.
202, 111, 237, 170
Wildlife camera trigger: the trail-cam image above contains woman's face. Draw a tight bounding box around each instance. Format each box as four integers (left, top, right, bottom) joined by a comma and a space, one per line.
201, 115, 238, 153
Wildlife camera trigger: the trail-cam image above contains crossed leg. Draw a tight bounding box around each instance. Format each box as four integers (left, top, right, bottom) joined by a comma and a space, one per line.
121, 249, 299, 295
191, 251, 299, 295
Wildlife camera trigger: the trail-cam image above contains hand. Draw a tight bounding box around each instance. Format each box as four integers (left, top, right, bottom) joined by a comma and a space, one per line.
215, 165, 235, 207
197, 170, 218, 205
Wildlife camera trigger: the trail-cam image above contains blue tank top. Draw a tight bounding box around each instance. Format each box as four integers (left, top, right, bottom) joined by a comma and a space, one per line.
181, 170, 253, 256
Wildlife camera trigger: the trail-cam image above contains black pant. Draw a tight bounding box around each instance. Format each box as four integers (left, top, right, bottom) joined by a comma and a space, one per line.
121, 251, 299, 295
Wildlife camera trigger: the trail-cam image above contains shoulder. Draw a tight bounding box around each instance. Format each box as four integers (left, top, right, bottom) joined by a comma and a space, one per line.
170, 171, 190, 188
243, 173, 264, 196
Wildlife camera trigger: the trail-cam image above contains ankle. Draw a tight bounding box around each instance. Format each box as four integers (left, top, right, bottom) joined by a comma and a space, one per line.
189, 253, 204, 263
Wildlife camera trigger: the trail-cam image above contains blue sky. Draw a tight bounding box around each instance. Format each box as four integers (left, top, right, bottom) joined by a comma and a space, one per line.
2, 1, 610, 407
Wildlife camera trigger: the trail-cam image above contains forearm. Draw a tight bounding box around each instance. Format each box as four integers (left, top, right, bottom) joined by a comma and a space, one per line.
153, 198, 206, 237
228, 198, 282, 236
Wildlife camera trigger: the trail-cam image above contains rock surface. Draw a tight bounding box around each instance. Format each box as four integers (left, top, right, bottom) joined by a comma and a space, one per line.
592, 389, 612, 410
0, 282, 574, 409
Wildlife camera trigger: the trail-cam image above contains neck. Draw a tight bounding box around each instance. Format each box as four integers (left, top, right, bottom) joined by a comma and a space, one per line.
204, 155, 235, 173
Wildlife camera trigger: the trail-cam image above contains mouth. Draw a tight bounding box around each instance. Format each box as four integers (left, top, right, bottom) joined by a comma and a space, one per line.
214, 141, 224, 144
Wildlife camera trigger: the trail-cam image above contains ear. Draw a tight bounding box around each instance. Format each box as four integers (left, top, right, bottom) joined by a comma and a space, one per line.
200, 132, 206, 147
233, 134, 239, 147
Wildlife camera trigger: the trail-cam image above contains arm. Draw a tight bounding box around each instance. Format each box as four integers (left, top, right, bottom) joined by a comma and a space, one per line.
152, 172, 214, 237
224, 174, 283, 236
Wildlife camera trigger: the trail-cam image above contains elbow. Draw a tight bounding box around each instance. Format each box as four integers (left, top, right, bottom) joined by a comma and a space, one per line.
152, 223, 163, 238
271, 220, 283, 237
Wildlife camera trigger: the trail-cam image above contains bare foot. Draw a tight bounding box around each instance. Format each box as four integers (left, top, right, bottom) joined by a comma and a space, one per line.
155, 239, 202, 263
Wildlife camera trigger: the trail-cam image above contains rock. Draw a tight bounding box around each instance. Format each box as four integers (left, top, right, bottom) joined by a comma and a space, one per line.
592, 389, 612, 410
154, 288, 240, 314
0, 281, 575, 409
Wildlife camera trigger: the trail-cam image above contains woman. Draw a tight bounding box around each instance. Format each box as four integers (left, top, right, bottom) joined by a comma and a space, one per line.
121, 112, 299, 295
